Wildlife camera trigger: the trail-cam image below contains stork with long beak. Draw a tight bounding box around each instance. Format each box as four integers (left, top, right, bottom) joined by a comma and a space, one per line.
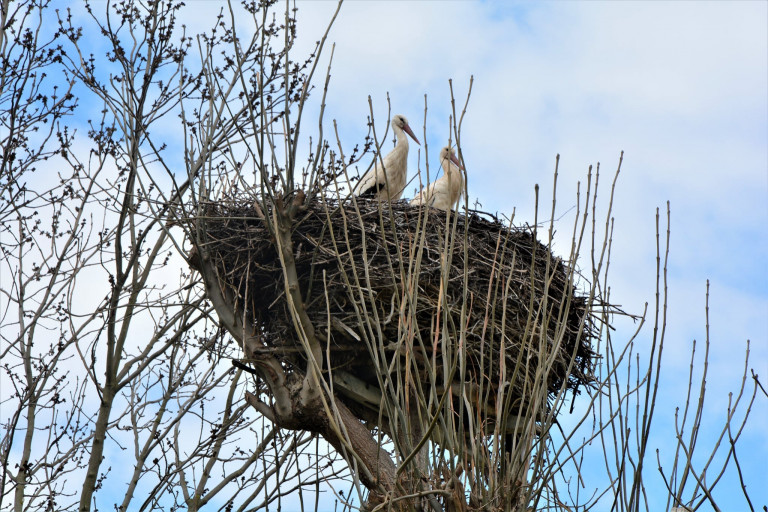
410, 145, 465, 211
355, 114, 420, 201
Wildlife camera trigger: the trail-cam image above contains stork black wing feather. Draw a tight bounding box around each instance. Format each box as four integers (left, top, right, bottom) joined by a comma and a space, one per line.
357, 182, 386, 198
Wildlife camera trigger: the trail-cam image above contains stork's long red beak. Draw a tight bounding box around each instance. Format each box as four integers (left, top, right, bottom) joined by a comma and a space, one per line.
402, 123, 420, 145
450, 152, 465, 170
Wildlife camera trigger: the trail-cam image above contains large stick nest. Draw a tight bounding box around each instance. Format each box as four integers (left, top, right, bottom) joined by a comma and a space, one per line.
190, 196, 599, 422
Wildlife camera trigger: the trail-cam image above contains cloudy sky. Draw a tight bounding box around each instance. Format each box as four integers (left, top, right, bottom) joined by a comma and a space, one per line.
26, 1, 763, 510
284, 1, 767, 509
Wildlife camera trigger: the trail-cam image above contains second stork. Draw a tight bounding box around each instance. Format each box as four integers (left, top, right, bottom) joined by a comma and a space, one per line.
410, 145, 465, 211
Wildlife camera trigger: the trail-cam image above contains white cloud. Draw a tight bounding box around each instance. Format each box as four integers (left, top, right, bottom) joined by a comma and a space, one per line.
11, 1, 762, 508
289, 0, 767, 508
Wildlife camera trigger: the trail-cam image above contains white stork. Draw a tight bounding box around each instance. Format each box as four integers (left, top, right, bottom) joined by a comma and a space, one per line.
355, 114, 420, 201
410, 145, 465, 211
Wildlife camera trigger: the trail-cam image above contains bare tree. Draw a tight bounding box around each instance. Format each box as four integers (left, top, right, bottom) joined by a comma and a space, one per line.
2, 1, 344, 511
1, 1, 762, 512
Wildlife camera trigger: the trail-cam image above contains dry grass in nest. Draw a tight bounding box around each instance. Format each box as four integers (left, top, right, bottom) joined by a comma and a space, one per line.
189, 196, 600, 424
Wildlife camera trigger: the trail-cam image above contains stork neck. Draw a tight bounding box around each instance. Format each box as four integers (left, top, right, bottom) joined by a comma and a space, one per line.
393, 124, 409, 149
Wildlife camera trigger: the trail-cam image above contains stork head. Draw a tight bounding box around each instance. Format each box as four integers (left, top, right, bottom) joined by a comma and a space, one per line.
440, 145, 465, 170
393, 114, 420, 145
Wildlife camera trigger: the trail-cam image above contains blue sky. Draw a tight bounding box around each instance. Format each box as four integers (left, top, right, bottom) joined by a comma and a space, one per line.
7, 1, 763, 510
284, 1, 767, 509
85, 0, 766, 508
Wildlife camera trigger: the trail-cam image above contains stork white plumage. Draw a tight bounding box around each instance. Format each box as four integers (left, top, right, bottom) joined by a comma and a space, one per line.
410, 146, 465, 211
355, 114, 420, 201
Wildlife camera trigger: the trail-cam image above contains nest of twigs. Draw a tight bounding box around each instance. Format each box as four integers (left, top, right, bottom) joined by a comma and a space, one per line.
190, 196, 599, 425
